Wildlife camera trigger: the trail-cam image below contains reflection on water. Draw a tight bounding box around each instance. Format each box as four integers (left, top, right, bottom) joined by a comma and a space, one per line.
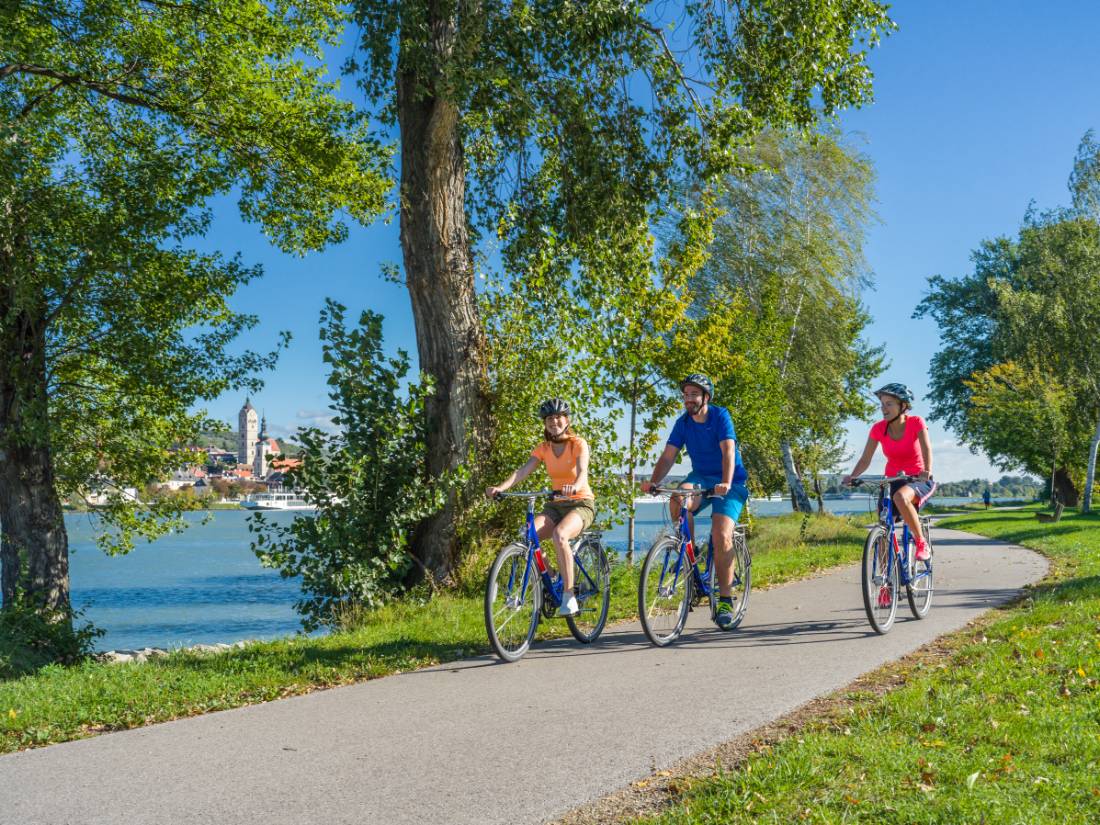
67, 496, 994, 650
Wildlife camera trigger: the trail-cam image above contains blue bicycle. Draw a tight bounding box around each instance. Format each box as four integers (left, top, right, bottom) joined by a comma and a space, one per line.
638, 486, 751, 646
848, 475, 934, 634
484, 490, 610, 662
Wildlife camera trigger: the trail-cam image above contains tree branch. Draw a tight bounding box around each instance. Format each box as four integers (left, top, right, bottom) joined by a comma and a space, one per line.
3, 64, 175, 118
635, 19, 711, 126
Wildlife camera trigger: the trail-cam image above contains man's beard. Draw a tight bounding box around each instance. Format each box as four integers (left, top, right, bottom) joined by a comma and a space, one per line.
685, 401, 702, 415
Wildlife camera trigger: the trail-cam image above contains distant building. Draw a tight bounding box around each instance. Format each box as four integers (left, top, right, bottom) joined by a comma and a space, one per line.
238, 398, 259, 466
253, 414, 281, 479
206, 448, 238, 466
159, 468, 207, 491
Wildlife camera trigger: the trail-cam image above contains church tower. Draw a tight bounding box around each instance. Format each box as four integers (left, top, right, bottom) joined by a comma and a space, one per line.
238, 398, 258, 466
254, 413, 274, 479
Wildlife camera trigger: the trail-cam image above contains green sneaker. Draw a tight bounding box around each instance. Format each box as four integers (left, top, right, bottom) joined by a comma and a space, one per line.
715, 598, 737, 630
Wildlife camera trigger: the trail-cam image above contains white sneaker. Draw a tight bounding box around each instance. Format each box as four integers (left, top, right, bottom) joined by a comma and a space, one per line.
557, 593, 579, 617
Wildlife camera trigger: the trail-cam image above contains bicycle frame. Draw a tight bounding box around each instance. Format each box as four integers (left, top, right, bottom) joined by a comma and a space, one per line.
655, 493, 715, 600
507, 494, 602, 611
874, 480, 930, 588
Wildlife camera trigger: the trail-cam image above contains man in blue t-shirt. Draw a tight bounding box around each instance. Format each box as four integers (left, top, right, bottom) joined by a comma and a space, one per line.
642, 373, 749, 629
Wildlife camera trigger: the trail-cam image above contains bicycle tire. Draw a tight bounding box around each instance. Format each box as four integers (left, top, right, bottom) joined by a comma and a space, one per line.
709, 532, 752, 630
566, 538, 611, 644
639, 536, 693, 646
861, 527, 898, 634
906, 524, 934, 619
485, 542, 542, 662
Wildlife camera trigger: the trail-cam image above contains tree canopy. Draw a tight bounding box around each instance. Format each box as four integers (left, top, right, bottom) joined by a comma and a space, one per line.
917, 135, 1100, 507
347, 0, 896, 576
1, 0, 391, 611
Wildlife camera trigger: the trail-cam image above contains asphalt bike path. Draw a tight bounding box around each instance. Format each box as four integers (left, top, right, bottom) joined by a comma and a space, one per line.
0, 526, 1047, 825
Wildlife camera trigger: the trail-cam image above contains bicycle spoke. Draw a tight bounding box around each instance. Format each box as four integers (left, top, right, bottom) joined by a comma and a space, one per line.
485, 543, 541, 661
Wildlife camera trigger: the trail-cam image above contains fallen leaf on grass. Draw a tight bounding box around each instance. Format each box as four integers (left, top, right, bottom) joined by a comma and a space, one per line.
966, 771, 980, 789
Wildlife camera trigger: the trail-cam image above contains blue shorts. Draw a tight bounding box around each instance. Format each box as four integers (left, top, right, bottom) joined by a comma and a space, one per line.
682, 472, 748, 521
887, 478, 937, 510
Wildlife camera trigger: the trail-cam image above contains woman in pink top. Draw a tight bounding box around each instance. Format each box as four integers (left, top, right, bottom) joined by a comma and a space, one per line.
842, 383, 936, 561
485, 398, 595, 617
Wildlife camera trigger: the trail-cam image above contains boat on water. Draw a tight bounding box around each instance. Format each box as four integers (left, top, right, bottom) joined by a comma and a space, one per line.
240, 492, 316, 512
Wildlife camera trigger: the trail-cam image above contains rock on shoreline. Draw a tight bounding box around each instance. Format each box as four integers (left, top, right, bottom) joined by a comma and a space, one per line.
97, 640, 253, 664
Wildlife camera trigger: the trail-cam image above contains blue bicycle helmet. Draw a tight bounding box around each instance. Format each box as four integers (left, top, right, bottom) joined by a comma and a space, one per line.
874, 383, 915, 406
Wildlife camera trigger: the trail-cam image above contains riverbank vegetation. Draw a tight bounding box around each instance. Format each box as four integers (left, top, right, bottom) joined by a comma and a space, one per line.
630, 506, 1100, 823
0, 513, 864, 754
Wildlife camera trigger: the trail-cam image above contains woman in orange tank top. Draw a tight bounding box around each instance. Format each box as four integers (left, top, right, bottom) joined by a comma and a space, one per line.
486, 399, 596, 617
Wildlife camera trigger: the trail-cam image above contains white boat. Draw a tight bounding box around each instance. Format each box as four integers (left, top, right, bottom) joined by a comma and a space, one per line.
240, 492, 315, 512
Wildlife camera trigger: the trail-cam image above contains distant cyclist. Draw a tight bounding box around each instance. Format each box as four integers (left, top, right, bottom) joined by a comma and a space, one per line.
842, 383, 936, 563
641, 374, 749, 630
486, 399, 595, 617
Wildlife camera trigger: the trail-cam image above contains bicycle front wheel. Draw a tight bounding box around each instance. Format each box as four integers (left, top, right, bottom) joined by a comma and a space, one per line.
639, 536, 692, 646
709, 532, 752, 630
485, 542, 541, 662
907, 526, 934, 619
567, 538, 611, 644
861, 527, 898, 634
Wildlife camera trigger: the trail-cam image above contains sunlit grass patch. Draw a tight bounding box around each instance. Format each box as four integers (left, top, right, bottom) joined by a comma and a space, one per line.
636, 508, 1100, 824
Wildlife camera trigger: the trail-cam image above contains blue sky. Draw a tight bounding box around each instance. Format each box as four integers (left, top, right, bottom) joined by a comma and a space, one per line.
196, 1, 1100, 482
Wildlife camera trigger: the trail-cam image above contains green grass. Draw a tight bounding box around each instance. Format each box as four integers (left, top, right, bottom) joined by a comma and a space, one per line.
0, 512, 865, 754
638, 506, 1100, 824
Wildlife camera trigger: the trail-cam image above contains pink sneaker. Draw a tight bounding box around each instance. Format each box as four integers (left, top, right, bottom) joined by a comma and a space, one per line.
877, 586, 892, 608
914, 539, 930, 561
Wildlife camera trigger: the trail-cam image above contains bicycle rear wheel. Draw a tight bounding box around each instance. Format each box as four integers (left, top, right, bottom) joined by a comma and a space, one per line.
639, 536, 692, 646
906, 524, 934, 619
567, 538, 611, 643
861, 527, 898, 634
485, 542, 541, 662
709, 531, 751, 630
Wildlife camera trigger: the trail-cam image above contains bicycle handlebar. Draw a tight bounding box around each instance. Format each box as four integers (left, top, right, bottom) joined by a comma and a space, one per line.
649, 485, 718, 498
492, 489, 559, 501
845, 474, 922, 488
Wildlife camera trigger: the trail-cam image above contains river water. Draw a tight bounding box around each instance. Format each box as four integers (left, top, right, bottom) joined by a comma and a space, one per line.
67, 496, 1000, 651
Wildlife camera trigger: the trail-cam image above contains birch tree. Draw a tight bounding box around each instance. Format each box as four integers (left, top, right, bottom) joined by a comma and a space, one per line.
691, 130, 882, 507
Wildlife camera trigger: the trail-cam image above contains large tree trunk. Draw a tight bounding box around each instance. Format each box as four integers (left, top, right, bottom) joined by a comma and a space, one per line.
780, 439, 813, 512
0, 288, 70, 611
1052, 466, 1079, 508
397, 14, 490, 580
1083, 415, 1100, 513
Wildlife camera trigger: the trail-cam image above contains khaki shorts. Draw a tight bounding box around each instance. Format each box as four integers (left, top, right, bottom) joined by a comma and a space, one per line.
542, 497, 596, 531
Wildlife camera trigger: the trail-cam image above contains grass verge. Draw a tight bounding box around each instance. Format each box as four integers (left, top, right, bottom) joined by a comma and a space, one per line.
0, 512, 865, 754
607, 506, 1100, 824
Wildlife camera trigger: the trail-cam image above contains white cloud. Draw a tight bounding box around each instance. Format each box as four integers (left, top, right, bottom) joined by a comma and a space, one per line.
294, 408, 338, 433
